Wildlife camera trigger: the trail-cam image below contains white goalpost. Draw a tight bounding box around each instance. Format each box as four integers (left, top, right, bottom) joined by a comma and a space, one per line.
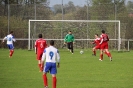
28, 20, 121, 51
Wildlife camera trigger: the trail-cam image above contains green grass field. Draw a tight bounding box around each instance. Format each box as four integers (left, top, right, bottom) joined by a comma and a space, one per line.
0, 49, 133, 88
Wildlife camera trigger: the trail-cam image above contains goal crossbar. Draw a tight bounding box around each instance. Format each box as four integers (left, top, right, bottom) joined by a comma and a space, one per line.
29, 20, 120, 22
28, 20, 121, 51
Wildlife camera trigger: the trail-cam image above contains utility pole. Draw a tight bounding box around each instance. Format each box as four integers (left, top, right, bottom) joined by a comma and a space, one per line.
87, 0, 89, 48
114, 0, 117, 49
8, 0, 10, 34
61, 0, 64, 42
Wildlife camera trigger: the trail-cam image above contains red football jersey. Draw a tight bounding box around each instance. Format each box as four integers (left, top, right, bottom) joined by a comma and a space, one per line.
100, 34, 109, 43
93, 38, 100, 46
35, 38, 47, 53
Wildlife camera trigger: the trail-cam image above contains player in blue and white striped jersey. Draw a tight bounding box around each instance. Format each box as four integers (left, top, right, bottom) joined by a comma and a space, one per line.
41, 40, 60, 88
2, 31, 16, 58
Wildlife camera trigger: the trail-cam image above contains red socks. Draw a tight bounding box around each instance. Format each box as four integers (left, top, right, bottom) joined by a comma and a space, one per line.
100, 54, 103, 60
107, 52, 112, 57
53, 77, 57, 88
104, 51, 112, 57
9, 50, 14, 57
104, 51, 108, 56
93, 50, 96, 55
43, 74, 48, 87
43, 74, 57, 88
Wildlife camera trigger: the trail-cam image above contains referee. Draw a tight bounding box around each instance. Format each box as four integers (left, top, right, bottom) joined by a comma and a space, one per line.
64, 31, 75, 54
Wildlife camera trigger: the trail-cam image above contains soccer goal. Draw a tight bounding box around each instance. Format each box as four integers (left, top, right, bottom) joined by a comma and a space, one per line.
28, 20, 121, 51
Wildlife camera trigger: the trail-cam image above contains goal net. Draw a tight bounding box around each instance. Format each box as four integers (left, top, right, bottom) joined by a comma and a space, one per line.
28, 20, 121, 51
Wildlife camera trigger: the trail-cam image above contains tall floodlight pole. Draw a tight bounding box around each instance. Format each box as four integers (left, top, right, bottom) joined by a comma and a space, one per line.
61, 0, 64, 44
87, 0, 89, 48
8, 0, 10, 34
115, 1, 117, 49
34, 0, 36, 31
62, 0, 64, 20
32, 0, 37, 50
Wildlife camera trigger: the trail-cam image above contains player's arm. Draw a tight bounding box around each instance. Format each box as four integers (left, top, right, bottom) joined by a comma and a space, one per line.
56, 50, 60, 68
90, 40, 95, 44
44, 41, 48, 48
107, 36, 109, 41
99, 36, 103, 45
35, 47, 37, 54
72, 35, 75, 43
99, 39, 103, 44
41, 49, 46, 69
35, 41, 37, 54
64, 34, 68, 44
2, 36, 7, 43
13, 39, 16, 42
12, 36, 16, 42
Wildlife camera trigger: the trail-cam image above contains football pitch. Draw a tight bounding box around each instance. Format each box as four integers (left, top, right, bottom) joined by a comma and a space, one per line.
0, 49, 133, 88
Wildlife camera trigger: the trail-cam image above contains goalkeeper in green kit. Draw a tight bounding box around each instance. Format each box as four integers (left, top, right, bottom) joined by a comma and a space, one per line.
64, 31, 75, 54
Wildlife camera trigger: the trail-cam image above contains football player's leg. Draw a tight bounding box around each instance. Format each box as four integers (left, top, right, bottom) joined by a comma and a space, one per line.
92, 47, 96, 56
67, 43, 70, 50
100, 50, 103, 60
93, 45, 100, 56
38, 53, 43, 72
43, 73, 48, 87
71, 42, 74, 53
105, 44, 112, 61
10, 45, 14, 57
105, 44, 112, 58
105, 49, 112, 61
37, 53, 41, 71
8, 44, 14, 57
104, 50, 109, 57
43, 63, 51, 87
51, 63, 57, 88
100, 45, 104, 60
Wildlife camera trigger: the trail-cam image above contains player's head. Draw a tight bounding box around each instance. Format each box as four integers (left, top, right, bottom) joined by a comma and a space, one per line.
95, 34, 98, 38
38, 34, 42, 38
69, 31, 72, 34
101, 30, 105, 33
10, 31, 13, 34
50, 40, 54, 46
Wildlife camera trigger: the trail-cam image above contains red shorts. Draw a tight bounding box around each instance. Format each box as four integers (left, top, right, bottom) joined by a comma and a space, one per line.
100, 43, 108, 50
95, 45, 100, 49
37, 52, 43, 60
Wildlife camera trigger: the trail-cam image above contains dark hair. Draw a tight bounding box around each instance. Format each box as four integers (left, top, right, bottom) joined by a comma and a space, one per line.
101, 30, 105, 33
38, 34, 42, 38
95, 34, 98, 36
10, 31, 13, 34
50, 40, 54, 46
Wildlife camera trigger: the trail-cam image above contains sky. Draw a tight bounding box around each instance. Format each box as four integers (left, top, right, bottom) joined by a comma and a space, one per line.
48, 0, 133, 7
49, 0, 89, 7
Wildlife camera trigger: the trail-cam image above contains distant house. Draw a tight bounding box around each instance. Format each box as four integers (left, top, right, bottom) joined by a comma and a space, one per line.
128, 13, 133, 17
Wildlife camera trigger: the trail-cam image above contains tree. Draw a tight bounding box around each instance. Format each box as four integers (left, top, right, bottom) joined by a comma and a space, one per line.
127, 1, 133, 13
53, 1, 76, 14
64, 1, 75, 13
53, 4, 62, 14
90, 0, 114, 20
73, 6, 88, 20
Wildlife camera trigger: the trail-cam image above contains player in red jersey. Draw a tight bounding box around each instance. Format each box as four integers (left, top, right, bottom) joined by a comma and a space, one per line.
35, 34, 47, 72
99, 30, 112, 61
91, 34, 101, 56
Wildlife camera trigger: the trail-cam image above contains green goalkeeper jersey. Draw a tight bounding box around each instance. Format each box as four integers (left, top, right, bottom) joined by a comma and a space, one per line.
64, 34, 74, 43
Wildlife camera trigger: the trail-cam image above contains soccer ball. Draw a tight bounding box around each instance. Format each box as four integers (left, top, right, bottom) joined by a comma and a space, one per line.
80, 50, 84, 54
